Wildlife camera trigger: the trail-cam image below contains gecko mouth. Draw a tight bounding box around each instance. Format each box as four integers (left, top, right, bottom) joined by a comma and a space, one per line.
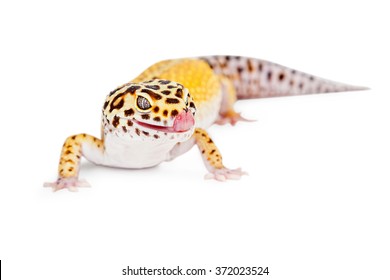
133, 111, 195, 133
133, 119, 179, 133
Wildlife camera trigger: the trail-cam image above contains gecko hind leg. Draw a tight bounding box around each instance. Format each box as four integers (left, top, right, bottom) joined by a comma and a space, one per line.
216, 76, 255, 126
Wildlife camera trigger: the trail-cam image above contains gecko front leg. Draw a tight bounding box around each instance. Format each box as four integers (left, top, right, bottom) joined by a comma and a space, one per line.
44, 134, 104, 191
194, 128, 246, 181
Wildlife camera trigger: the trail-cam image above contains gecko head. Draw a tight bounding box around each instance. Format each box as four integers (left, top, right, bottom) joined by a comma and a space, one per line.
102, 79, 197, 142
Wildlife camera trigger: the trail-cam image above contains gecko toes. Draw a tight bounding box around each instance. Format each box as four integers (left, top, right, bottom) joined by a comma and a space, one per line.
43, 177, 91, 192
205, 167, 247, 181
215, 112, 255, 126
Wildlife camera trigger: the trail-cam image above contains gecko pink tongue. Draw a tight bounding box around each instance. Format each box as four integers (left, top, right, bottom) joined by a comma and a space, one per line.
173, 110, 195, 132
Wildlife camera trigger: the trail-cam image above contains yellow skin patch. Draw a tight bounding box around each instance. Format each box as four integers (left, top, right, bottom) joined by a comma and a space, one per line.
45, 56, 362, 191
133, 59, 225, 128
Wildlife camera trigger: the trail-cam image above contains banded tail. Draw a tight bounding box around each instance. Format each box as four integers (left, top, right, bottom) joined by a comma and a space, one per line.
201, 56, 367, 99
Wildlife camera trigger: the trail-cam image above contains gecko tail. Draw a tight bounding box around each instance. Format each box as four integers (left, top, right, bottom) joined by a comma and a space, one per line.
200, 56, 368, 100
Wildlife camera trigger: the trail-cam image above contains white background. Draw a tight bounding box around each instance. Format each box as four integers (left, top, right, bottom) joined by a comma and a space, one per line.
0, 0, 389, 279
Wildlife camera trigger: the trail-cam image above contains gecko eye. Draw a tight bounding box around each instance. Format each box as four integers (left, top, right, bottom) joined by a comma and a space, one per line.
136, 96, 152, 111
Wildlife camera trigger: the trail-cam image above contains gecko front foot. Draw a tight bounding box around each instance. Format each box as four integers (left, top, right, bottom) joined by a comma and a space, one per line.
204, 167, 247, 181
43, 177, 91, 192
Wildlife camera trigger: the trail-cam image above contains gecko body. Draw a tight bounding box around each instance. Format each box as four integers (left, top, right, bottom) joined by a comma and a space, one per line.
45, 56, 365, 191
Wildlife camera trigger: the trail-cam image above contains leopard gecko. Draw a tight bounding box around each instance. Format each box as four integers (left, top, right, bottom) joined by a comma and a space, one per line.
44, 56, 365, 191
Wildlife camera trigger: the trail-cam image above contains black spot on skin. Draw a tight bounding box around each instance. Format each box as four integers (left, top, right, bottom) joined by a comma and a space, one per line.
122, 126, 127, 132
112, 115, 120, 127
103, 101, 109, 110
135, 128, 140, 136
225, 55, 231, 61
210, 149, 216, 154
291, 69, 297, 74
153, 116, 161, 122
237, 66, 243, 74
175, 88, 183, 98
153, 134, 159, 139
207, 139, 213, 144
153, 106, 159, 113
142, 131, 149, 136
65, 150, 71, 155
202, 149, 205, 154
189, 102, 195, 109
247, 60, 253, 72
145, 85, 160, 90
109, 93, 126, 112
109, 91, 116, 97
258, 63, 263, 72
163, 110, 168, 117
166, 98, 180, 104
141, 114, 150, 120
141, 89, 162, 100
267, 71, 272, 81
124, 108, 134, 117
127, 119, 133, 126
171, 109, 179, 117
167, 85, 177, 89
309, 76, 314, 81
161, 90, 171, 95
125, 85, 141, 94
158, 80, 170, 85
299, 82, 304, 89
68, 167, 74, 172
279, 73, 285, 81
